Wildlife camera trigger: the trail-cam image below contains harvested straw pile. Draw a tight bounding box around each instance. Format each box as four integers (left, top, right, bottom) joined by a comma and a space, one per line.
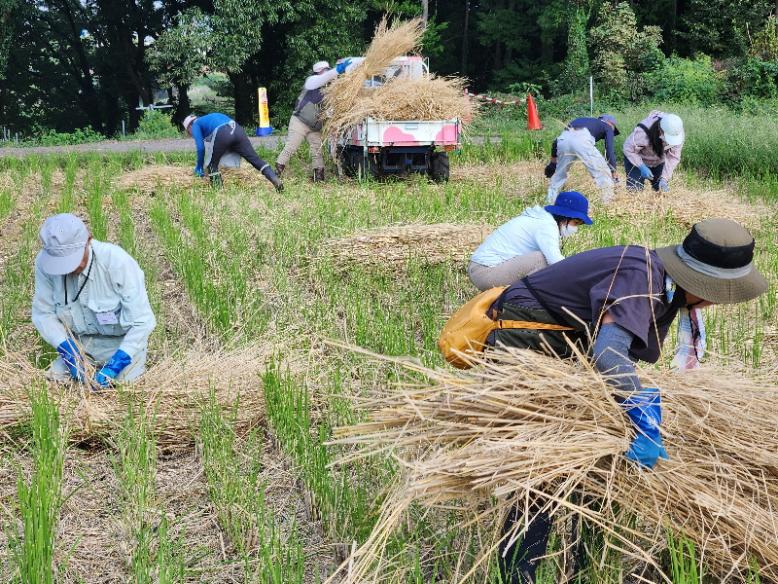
323, 18, 474, 139
608, 184, 767, 228
0, 347, 266, 448
115, 165, 267, 194
327, 348, 778, 583
321, 223, 490, 269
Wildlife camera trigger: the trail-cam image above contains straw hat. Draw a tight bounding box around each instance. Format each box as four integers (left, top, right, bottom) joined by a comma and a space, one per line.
182, 114, 197, 130
656, 218, 767, 304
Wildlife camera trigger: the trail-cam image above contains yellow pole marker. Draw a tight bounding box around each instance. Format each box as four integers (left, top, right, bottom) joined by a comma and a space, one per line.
256, 87, 273, 136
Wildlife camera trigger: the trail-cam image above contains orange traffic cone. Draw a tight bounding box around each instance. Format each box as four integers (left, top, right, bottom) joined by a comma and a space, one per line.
527, 93, 542, 131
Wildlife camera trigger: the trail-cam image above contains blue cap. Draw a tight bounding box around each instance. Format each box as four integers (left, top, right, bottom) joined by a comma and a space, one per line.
544, 191, 593, 225
598, 114, 620, 135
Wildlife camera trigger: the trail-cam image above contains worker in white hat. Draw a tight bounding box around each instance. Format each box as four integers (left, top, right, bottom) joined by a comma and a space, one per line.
623, 111, 685, 192
275, 58, 354, 182
182, 112, 284, 192
31, 214, 156, 388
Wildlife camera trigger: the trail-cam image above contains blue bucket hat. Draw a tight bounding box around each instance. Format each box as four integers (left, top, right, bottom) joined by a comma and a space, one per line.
598, 114, 620, 135
544, 191, 593, 225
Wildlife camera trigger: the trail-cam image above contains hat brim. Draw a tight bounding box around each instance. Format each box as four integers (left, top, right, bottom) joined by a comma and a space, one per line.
656, 245, 768, 304
663, 132, 684, 147
544, 205, 593, 225
36, 247, 85, 276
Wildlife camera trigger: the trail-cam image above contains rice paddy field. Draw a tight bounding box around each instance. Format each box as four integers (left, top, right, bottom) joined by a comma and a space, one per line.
0, 111, 776, 583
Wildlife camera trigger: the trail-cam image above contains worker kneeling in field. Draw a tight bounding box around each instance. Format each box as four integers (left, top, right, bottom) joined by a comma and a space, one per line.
487, 218, 767, 583
468, 191, 592, 291
545, 114, 619, 204
275, 58, 353, 182
31, 214, 156, 388
623, 110, 684, 193
183, 112, 283, 192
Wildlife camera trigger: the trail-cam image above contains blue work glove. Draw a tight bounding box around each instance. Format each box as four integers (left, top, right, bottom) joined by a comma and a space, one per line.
638, 164, 653, 180
622, 387, 669, 469
194, 166, 205, 177
57, 338, 86, 382
94, 349, 132, 388
335, 58, 353, 75
658, 177, 670, 192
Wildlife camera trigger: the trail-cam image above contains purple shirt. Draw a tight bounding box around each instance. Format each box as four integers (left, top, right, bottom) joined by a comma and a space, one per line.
497, 246, 679, 363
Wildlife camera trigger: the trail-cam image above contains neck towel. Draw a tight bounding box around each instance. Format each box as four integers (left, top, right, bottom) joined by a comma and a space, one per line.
666, 276, 706, 370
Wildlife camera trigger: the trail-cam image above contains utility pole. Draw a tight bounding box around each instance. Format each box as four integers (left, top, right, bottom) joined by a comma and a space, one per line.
461, 0, 470, 74
422, 0, 429, 25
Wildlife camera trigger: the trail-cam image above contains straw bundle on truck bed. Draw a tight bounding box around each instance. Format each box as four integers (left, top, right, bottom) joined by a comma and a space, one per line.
0, 347, 266, 449
326, 348, 778, 583
322, 18, 475, 140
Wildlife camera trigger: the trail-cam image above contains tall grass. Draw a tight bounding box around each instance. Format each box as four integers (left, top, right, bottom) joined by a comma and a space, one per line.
11, 385, 65, 583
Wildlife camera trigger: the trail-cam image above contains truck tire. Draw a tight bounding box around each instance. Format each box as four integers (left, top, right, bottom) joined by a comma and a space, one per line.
429, 152, 450, 183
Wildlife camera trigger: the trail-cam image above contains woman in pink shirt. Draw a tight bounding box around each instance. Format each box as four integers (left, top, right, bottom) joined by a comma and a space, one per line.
622, 111, 684, 192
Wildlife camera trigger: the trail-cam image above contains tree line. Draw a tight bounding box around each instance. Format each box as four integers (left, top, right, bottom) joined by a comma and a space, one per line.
1, 0, 777, 136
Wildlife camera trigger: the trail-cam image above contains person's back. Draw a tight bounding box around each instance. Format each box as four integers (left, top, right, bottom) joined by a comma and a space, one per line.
471, 206, 560, 267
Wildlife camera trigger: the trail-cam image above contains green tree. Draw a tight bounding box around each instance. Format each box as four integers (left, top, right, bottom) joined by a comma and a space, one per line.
0, 0, 17, 80
589, 2, 664, 100
555, 8, 590, 95
679, 0, 774, 58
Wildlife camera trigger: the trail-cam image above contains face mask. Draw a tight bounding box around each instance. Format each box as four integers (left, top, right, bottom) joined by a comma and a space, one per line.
559, 223, 578, 238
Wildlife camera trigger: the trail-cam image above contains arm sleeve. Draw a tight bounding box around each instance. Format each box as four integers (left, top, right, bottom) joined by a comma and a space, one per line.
534, 223, 564, 264
604, 128, 617, 170
550, 139, 558, 159
113, 257, 157, 359
31, 265, 69, 348
192, 123, 205, 170
304, 69, 339, 90
661, 144, 683, 180
622, 128, 647, 169
593, 323, 643, 394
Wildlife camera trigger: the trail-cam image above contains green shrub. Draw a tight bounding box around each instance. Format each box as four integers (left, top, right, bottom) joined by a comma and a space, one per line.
645, 54, 723, 106
726, 58, 778, 100
131, 109, 181, 140
35, 127, 105, 146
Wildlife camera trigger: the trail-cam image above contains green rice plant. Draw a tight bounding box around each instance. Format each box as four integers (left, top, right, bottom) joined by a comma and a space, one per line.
10, 384, 66, 584
84, 160, 110, 240
0, 189, 13, 222
55, 158, 79, 214
666, 530, 703, 583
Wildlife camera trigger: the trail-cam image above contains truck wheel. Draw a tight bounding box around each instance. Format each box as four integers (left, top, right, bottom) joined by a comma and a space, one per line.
338, 147, 357, 178
429, 152, 450, 183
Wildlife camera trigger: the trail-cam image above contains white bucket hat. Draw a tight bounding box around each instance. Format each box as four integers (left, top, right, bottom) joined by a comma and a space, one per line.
660, 113, 684, 147
37, 214, 90, 275
312, 61, 331, 73
182, 114, 197, 130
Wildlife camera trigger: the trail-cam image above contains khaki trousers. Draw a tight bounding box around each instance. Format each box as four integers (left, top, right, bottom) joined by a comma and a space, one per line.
467, 252, 548, 291
546, 128, 614, 203
277, 115, 324, 169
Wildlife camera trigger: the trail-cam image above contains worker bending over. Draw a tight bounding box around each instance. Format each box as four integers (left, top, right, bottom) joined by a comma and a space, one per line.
468, 191, 592, 291
623, 111, 684, 192
183, 112, 283, 192
275, 58, 353, 182
488, 218, 767, 583
32, 214, 156, 388
545, 114, 619, 204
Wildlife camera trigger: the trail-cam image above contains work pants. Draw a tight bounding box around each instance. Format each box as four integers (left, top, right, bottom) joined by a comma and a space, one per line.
467, 253, 547, 292
208, 124, 270, 175
624, 159, 664, 192
276, 115, 325, 169
547, 128, 614, 204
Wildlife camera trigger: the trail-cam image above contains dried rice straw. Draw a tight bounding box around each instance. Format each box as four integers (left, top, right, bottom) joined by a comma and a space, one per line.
0, 347, 267, 448
114, 165, 269, 195
326, 346, 778, 583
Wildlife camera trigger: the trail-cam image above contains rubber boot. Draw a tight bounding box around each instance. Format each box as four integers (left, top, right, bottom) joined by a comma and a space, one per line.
313, 168, 325, 182
275, 162, 285, 176
262, 166, 284, 192
209, 171, 223, 189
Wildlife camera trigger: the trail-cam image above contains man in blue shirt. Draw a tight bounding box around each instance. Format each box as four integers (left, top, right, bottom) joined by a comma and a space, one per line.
545, 114, 619, 204
183, 113, 283, 192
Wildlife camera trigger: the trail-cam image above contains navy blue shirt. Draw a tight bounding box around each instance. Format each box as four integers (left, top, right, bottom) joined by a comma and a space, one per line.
551, 117, 617, 170
496, 246, 679, 363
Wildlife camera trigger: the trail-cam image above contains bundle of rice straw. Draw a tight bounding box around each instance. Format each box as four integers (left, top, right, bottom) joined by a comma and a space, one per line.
0, 347, 266, 449
320, 223, 490, 269
322, 18, 474, 140
115, 165, 267, 195
326, 347, 778, 583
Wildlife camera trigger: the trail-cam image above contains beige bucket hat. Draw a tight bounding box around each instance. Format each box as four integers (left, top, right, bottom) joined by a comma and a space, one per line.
656, 218, 768, 304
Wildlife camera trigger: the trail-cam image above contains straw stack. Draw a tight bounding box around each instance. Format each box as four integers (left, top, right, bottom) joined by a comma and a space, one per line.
326, 347, 778, 583
0, 347, 267, 449
322, 18, 475, 140
114, 165, 268, 194
320, 223, 491, 270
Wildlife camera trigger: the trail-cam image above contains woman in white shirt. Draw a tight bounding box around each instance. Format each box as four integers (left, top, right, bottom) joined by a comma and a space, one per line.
468, 191, 593, 291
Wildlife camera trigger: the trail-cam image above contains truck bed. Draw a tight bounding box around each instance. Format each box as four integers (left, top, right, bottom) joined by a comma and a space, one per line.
340, 118, 460, 148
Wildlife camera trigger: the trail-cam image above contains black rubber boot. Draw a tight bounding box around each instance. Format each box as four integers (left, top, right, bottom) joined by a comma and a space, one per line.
275, 162, 285, 176
313, 167, 325, 182
209, 171, 223, 188
262, 166, 284, 192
